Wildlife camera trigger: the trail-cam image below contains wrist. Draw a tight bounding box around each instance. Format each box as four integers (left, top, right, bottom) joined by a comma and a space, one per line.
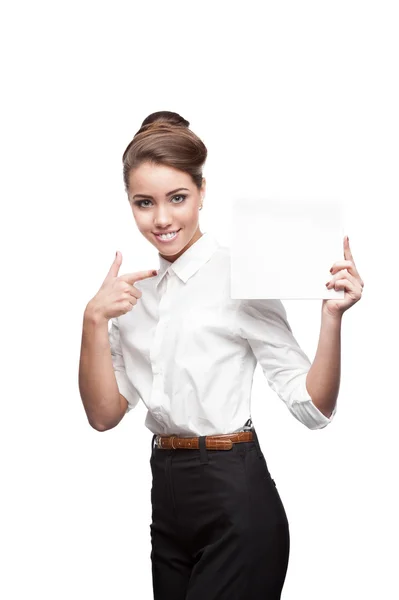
84, 302, 108, 327
321, 305, 343, 323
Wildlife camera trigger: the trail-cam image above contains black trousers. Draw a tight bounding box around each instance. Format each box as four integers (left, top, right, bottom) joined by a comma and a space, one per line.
149, 428, 290, 599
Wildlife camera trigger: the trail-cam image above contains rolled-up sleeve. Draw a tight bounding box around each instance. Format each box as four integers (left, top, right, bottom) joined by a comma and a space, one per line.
236, 298, 336, 430
108, 318, 141, 413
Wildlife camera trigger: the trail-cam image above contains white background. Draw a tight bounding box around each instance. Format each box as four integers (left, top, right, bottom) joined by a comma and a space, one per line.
1, 1, 398, 598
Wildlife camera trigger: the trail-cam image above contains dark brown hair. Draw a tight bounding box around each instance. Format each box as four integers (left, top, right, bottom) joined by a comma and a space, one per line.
122, 111, 207, 196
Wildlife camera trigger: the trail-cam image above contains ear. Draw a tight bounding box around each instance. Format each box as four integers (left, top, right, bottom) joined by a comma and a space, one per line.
201, 177, 206, 197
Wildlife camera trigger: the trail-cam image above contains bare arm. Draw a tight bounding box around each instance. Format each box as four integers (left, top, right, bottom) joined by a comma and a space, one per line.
306, 307, 342, 418
78, 304, 127, 431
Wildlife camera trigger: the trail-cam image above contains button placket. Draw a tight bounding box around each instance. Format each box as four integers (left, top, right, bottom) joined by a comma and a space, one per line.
150, 271, 171, 376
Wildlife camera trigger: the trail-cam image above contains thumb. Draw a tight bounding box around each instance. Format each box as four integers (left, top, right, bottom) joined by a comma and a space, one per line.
105, 251, 122, 280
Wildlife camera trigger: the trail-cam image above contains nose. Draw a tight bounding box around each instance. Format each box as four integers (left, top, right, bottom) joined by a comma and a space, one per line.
154, 220, 173, 230
153, 208, 173, 227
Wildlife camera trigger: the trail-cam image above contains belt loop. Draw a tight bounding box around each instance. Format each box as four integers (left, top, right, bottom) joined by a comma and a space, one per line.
251, 427, 264, 459
151, 434, 157, 457
199, 436, 209, 464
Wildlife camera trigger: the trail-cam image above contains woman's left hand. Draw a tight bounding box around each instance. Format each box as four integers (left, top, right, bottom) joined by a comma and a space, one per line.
323, 236, 364, 319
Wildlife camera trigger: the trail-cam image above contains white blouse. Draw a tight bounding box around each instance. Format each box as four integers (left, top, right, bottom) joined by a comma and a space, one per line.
108, 231, 337, 436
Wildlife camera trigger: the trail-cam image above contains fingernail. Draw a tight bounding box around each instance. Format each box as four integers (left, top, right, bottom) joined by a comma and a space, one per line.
330, 267, 333, 273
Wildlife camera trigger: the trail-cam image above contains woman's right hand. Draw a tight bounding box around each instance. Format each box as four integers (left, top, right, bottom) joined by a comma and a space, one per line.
86, 251, 158, 322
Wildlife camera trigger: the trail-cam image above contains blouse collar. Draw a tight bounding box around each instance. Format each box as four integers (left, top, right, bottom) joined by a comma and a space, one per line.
155, 231, 220, 287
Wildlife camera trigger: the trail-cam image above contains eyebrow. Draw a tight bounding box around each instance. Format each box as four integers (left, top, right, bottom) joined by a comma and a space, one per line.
132, 187, 190, 200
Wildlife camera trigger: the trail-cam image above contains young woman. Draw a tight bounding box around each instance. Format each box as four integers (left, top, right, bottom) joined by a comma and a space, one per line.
79, 111, 364, 599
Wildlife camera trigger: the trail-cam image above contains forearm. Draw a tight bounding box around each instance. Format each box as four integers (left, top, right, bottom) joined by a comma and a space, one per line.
78, 305, 124, 431
305, 307, 342, 418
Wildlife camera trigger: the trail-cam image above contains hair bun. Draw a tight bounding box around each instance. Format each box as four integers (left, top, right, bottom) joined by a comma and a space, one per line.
140, 111, 189, 131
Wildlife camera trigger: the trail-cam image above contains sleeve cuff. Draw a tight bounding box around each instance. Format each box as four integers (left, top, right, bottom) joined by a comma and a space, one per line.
291, 375, 337, 430
114, 370, 141, 413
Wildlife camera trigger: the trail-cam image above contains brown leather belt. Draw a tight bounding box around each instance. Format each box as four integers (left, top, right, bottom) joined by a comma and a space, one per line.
154, 430, 254, 450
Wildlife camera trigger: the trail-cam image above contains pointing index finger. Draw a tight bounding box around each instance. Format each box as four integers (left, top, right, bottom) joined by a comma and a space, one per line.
119, 270, 158, 284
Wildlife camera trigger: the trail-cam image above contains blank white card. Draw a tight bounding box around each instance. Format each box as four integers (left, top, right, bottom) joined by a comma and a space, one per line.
230, 197, 345, 300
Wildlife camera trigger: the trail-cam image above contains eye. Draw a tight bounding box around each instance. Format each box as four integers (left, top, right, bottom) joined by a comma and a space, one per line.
171, 194, 187, 204
134, 194, 187, 208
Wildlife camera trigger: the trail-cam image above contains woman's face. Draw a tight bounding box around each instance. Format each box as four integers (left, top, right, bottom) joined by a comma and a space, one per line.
128, 162, 206, 262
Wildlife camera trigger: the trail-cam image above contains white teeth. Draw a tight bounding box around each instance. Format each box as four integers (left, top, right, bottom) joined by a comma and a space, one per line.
157, 231, 178, 239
